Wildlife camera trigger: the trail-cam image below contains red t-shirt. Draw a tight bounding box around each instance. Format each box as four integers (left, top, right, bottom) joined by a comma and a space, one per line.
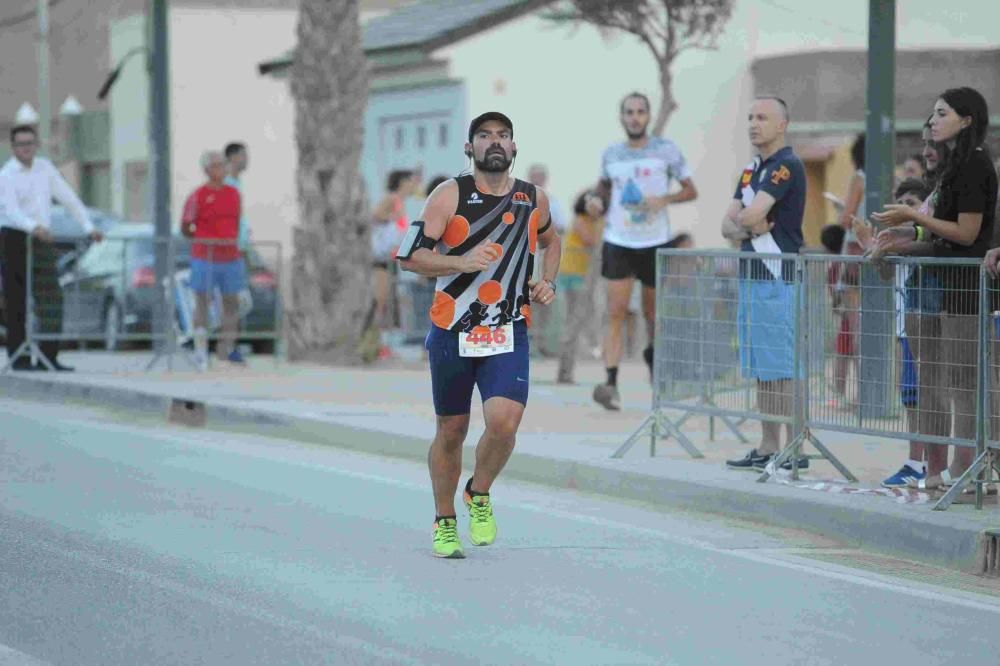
182, 183, 241, 262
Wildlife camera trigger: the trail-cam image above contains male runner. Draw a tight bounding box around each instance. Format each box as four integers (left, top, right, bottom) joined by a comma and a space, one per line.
397, 111, 561, 559
586, 92, 698, 410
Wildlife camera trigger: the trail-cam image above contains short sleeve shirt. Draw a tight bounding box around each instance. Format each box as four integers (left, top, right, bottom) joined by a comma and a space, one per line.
733, 146, 806, 281
931, 148, 998, 314
182, 184, 241, 262
600, 137, 692, 249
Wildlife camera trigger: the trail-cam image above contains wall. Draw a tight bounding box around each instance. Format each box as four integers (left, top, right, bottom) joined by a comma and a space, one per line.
109, 13, 148, 219
363, 80, 467, 200
168, 8, 298, 257
753, 49, 1000, 125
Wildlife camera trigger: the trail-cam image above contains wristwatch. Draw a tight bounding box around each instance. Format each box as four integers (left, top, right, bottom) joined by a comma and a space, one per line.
544, 278, 557, 293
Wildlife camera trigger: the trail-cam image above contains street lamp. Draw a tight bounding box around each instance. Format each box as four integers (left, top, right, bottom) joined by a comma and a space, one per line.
93, 1, 172, 357
97, 47, 147, 101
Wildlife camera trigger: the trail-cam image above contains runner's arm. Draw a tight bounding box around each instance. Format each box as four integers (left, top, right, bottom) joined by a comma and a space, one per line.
536, 189, 560, 284
398, 180, 479, 277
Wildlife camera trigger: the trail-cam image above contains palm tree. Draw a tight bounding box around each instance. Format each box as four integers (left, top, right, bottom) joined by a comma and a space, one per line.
289, 0, 371, 362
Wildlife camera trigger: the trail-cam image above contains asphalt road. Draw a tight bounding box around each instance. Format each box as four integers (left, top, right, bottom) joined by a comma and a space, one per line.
0, 398, 998, 665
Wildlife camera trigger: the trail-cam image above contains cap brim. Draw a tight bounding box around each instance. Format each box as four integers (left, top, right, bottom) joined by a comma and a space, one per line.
468, 112, 513, 142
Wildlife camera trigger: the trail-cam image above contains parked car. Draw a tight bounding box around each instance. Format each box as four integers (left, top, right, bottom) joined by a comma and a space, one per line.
58, 223, 278, 352
0, 206, 120, 342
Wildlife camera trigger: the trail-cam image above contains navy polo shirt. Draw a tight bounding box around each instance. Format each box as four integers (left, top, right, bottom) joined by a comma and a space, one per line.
733, 146, 806, 282
733, 145, 806, 254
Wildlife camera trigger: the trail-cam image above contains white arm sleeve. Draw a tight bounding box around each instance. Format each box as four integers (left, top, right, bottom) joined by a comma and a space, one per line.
49, 162, 94, 234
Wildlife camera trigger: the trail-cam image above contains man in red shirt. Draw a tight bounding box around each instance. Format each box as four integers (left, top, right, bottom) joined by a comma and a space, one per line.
181, 150, 244, 366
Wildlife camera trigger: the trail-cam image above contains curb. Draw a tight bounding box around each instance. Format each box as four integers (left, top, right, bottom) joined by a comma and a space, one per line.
2, 373, 995, 575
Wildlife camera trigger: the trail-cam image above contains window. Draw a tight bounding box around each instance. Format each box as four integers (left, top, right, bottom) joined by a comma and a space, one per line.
417, 125, 426, 149
395, 126, 405, 150
438, 123, 448, 148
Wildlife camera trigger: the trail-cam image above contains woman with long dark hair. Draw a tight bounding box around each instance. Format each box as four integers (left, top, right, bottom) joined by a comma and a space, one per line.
873, 86, 998, 490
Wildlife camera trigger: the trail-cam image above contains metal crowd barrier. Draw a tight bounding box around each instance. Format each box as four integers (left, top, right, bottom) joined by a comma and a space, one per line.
615, 248, 1000, 511
1, 233, 283, 373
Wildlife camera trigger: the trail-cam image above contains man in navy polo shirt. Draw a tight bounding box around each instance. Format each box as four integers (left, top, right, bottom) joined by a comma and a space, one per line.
721, 96, 807, 472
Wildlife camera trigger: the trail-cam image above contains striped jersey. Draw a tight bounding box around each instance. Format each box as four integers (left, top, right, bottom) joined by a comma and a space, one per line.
429, 175, 542, 332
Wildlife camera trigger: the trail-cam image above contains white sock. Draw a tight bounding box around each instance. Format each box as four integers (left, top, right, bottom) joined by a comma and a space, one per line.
193, 327, 208, 356
906, 459, 925, 473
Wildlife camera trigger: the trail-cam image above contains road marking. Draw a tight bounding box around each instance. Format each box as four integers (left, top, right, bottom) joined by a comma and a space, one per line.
6, 401, 998, 616
0, 643, 49, 665
298, 464, 1000, 615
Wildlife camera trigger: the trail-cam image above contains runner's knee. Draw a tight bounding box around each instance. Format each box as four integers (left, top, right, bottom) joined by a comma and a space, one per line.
485, 416, 519, 441
435, 415, 469, 446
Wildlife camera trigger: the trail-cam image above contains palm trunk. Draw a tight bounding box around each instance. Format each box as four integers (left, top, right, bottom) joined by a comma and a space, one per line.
289, 0, 370, 362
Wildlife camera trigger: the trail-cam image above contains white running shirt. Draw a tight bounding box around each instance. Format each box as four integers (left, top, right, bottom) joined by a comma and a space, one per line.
600, 137, 692, 248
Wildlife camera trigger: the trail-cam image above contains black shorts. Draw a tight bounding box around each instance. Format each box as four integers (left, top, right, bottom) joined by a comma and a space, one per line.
601, 241, 669, 287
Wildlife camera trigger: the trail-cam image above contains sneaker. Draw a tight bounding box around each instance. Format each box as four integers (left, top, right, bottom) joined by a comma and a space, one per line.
464, 491, 497, 546
882, 464, 925, 488
226, 349, 247, 365
726, 448, 770, 471
432, 518, 465, 559
769, 456, 810, 471
593, 384, 621, 411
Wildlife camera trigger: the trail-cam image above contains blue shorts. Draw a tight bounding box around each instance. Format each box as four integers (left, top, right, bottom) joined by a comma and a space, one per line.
190, 258, 245, 295
425, 320, 530, 416
737, 278, 796, 382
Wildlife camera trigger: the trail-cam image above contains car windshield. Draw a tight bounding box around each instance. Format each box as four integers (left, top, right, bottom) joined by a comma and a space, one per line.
127, 237, 191, 265
50, 207, 119, 238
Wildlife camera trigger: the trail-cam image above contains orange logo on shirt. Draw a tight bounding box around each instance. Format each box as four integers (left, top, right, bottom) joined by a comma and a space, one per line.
770, 165, 790, 185
512, 192, 531, 205
740, 169, 753, 186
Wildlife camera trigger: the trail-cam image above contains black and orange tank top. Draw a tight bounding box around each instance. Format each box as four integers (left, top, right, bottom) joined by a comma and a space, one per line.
429, 175, 542, 332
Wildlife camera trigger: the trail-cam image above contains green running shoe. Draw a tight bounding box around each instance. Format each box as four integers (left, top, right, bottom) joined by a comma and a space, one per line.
432, 518, 465, 559
464, 491, 497, 546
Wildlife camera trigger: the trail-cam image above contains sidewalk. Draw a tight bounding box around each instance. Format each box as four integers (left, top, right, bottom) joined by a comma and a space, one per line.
2, 348, 998, 574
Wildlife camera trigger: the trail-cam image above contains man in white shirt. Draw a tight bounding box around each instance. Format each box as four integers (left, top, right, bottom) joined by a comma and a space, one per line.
586, 92, 698, 410
0, 125, 102, 371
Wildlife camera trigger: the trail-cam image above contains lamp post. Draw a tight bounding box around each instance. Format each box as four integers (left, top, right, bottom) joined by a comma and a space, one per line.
96, 2, 171, 352
36, 0, 50, 154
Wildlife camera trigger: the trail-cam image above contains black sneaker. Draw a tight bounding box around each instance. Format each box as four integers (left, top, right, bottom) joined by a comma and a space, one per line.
10, 358, 37, 371
753, 454, 811, 471
726, 448, 771, 471
778, 456, 810, 471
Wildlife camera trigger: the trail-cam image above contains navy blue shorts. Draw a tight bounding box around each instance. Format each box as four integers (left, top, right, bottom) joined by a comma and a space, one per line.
425, 320, 530, 416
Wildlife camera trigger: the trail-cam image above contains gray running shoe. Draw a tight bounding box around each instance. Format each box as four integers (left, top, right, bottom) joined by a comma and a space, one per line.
593, 384, 621, 411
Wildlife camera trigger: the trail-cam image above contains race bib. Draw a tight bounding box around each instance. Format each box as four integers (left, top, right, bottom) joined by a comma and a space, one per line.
459, 324, 514, 357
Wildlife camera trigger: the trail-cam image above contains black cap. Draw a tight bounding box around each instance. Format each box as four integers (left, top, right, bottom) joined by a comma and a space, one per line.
467, 111, 513, 143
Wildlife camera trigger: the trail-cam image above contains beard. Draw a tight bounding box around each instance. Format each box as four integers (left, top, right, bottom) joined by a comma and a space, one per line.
475, 151, 512, 173
625, 127, 647, 140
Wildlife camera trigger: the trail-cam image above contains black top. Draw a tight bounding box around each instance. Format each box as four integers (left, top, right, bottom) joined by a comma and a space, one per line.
931, 148, 998, 315
430, 175, 540, 331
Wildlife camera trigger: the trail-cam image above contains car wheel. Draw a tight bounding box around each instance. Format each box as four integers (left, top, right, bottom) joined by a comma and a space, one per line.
103, 301, 122, 351
250, 340, 274, 355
